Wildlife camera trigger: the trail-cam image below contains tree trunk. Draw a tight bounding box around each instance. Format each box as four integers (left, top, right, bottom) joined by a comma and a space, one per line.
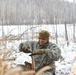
64, 23, 69, 46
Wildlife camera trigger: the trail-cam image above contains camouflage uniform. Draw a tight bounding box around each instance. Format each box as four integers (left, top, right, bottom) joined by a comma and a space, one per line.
19, 41, 61, 75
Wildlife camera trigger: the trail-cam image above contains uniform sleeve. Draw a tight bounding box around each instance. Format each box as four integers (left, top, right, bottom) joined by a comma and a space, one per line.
45, 44, 61, 61
19, 41, 34, 52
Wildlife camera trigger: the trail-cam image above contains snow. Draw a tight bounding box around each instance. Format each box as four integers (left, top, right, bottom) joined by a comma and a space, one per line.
14, 52, 32, 65
55, 42, 76, 75
0, 25, 76, 75
7, 41, 76, 75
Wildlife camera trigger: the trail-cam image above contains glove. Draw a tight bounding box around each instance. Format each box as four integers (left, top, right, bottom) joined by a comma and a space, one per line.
33, 49, 45, 55
19, 43, 30, 53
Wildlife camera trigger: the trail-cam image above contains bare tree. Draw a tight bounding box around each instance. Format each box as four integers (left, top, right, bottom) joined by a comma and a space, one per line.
64, 23, 69, 46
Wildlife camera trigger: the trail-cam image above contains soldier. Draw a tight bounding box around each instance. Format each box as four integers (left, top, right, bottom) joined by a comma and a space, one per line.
19, 30, 61, 75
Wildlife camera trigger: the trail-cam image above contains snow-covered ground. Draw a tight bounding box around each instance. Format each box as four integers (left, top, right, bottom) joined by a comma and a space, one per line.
4, 41, 76, 75
0, 25, 76, 75
56, 42, 76, 75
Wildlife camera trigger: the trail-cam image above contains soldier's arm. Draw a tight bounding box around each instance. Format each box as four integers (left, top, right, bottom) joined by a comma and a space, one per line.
19, 41, 34, 53
45, 44, 61, 61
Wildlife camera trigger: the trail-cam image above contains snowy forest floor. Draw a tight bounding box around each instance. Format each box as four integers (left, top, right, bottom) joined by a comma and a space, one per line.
56, 42, 76, 75
0, 41, 76, 75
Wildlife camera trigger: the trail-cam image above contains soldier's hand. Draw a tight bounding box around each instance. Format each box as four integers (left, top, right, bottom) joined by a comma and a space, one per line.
19, 43, 30, 53
33, 49, 45, 55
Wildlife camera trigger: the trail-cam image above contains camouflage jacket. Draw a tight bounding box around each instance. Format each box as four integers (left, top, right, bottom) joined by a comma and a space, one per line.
20, 41, 61, 73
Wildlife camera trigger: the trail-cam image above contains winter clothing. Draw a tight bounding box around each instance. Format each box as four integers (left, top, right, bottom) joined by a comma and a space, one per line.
19, 30, 61, 75
19, 41, 61, 75
19, 42, 31, 53
40, 71, 54, 75
38, 30, 50, 41
33, 49, 45, 55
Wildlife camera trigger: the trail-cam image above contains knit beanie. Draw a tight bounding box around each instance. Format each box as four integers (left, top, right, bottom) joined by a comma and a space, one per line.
38, 30, 50, 41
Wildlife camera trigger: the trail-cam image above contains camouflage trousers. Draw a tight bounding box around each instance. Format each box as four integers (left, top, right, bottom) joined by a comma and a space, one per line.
40, 71, 54, 75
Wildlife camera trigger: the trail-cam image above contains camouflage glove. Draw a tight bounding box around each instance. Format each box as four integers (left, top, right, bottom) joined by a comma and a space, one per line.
19, 43, 30, 53
33, 49, 45, 55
